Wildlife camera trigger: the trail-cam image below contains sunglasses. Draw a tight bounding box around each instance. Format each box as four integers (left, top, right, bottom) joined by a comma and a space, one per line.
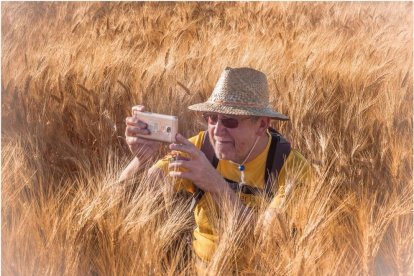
202, 113, 251, 129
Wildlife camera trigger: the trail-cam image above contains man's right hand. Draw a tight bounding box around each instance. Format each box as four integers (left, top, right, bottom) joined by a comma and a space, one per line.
125, 105, 161, 163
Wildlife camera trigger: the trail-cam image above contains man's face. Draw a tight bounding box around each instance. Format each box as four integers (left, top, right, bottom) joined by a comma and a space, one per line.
204, 113, 266, 164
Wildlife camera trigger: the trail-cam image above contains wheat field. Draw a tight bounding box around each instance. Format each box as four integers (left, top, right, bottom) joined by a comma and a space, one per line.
1, 2, 413, 275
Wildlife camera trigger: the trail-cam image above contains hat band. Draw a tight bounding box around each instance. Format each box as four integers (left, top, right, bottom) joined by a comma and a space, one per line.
209, 100, 266, 108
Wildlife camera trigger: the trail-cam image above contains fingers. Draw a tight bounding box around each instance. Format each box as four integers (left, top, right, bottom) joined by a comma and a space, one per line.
175, 133, 192, 145
169, 143, 198, 157
168, 156, 195, 180
124, 105, 163, 158
168, 160, 191, 171
125, 125, 150, 136
125, 115, 151, 138
170, 153, 190, 161
169, 133, 199, 156
125, 116, 147, 126
132, 105, 146, 113
128, 105, 147, 125
169, 170, 190, 179
126, 136, 159, 145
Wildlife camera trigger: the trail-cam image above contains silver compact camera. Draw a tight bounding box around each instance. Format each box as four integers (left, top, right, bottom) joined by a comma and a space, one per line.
133, 109, 178, 143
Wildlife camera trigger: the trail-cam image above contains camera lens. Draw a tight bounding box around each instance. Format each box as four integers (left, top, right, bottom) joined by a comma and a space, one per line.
166, 127, 171, 133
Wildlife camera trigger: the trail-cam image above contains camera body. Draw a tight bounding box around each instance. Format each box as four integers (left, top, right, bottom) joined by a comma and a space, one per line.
133, 110, 178, 143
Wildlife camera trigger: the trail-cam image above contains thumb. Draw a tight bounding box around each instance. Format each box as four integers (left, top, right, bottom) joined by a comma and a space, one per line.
174, 133, 189, 144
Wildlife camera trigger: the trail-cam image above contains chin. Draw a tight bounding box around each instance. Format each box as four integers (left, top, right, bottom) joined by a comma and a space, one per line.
215, 150, 232, 160
216, 151, 243, 164
213, 141, 238, 161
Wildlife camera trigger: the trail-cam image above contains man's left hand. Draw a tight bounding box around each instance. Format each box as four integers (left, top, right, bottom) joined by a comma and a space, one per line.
168, 133, 227, 194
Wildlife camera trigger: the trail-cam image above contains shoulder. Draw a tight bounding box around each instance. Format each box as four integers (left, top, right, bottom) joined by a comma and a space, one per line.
285, 148, 310, 168
287, 149, 308, 164
283, 148, 312, 180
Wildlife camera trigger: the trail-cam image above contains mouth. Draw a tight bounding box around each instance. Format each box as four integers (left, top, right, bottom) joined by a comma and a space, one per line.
213, 135, 234, 149
215, 141, 234, 150
215, 140, 233, 144
213, 138, 235, 159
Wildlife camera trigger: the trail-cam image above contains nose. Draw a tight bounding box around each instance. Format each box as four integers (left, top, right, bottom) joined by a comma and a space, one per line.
213, 117, 227, 136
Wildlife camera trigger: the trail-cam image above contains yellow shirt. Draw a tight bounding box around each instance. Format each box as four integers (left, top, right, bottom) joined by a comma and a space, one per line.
154, 130, 311, 261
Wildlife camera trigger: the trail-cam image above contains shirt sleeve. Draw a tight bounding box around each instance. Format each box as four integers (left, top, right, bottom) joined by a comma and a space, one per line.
269, 149, 313, 209
152, 131, 205, 193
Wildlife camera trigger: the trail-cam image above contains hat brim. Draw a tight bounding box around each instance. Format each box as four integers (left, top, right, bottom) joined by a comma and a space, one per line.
188, 102, 289, 121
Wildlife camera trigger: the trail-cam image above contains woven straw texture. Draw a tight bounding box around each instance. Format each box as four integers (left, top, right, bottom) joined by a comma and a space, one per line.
188, 67, 289, 120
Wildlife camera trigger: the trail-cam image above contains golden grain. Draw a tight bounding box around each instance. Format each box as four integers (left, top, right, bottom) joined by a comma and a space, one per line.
2, 2, 412, 275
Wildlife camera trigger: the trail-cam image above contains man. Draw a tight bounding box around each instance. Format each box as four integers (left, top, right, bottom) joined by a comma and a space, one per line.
120, 67, 311, 263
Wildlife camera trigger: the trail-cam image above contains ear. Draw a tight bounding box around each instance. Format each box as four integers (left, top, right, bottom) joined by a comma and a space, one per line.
255, 117, 271, 136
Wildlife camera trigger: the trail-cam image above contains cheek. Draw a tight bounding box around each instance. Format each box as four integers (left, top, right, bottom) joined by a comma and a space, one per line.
231, 130, 255, 155
208, 126, 215, 142
237, 139, 248, 148
233, 138, 249, 153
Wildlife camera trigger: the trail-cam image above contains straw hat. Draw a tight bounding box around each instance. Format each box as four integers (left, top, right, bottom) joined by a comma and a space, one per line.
188, 67, 289, 120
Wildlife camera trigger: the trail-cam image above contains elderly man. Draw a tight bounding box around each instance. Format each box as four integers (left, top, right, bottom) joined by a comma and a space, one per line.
120, 67, 311, 263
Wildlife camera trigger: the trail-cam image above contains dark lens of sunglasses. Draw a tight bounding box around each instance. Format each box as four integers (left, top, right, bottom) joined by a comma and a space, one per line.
203, 114, 240, 128
221, 118, 239, 128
